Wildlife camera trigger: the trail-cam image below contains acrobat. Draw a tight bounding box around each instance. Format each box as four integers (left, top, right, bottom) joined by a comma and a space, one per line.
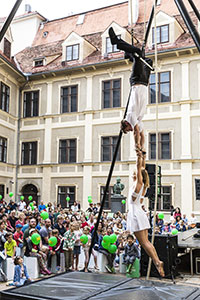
127, 149, 165, 277
109, 27, 153, 154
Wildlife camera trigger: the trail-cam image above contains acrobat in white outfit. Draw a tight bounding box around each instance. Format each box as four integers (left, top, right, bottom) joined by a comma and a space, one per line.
127, 150, 165, 277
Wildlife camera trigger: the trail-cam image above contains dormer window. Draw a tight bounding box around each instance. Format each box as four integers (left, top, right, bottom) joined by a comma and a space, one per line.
106, 35, 121, 53
3, 38, 11, 59
34, 58, 44, 67
152, 24, 169, 45
66, 44, 79, 61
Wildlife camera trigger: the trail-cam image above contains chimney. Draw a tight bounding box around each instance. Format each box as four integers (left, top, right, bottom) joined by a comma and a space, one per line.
25, 4, 32, 13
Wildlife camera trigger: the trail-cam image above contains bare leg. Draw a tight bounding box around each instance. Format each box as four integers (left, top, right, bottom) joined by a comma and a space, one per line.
75, 254, 79, 270
134, 229, 165, 277
140, 130, 145, 152
134, 124, 141, 152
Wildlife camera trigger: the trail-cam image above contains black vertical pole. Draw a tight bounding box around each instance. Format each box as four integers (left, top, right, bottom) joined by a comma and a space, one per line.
143, 0, 158, 47
174, 0, 200, 52
188, 0, 200, 21
0, 0, 23, 43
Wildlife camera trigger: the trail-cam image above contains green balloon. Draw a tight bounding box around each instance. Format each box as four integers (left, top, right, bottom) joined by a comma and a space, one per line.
108, 244, 117, 254
20, 196, 24, 201
110, 234, 117, 244
0, 195, 2, 200
66, 197, 70, 202
171, 229, 178, 235
101, 240, 110, 250
121, 199, 126, 205
158, 213, 164, 220
103, 235, 111, 244
9, 192, 14, 197
88, 199, 92, 204
80, 234, 88, 244
28, 196, 33, 201
30, 202, 34, 207
31, 233, 41, 245
40, 211, 49, 220
48, 237, 57, 247
31, 206, 35, 211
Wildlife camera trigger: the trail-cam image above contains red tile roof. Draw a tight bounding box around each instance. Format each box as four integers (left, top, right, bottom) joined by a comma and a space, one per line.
15, 0, 200, 75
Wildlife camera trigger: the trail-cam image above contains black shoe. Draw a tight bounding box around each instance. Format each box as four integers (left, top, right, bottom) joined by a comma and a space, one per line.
108, 27, 119, 45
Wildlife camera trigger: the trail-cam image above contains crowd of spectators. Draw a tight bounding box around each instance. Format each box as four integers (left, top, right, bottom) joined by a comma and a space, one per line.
153, 206, 198, 234
0, 198, 198, 284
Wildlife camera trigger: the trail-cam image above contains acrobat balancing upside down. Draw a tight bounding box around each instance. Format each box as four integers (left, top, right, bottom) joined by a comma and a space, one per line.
109, 27, 165, 277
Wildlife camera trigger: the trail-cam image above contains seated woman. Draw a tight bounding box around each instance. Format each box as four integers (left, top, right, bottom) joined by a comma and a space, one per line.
127, 150, 165, 277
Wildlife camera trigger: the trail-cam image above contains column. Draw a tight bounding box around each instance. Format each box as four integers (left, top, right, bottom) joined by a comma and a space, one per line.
181, 163, 193, 214
181, 103, 191, 159
84, 76, 93, 162
82, 165, 92, 210
43, 118, 52, 163
41, 167, 51, 204
86, 76, 93, 110
46, 82, 53, 114
181, 61, 190, 100
197, 63, 200, 100
84, 114, 92, 162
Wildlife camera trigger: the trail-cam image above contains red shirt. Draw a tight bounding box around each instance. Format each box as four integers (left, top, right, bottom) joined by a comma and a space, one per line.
81, 222, 88, 228
13, 231, 23, 246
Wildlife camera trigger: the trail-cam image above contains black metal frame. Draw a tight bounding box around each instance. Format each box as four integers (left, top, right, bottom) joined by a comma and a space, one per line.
174, 0, 200, 52
0, 0, 23, 43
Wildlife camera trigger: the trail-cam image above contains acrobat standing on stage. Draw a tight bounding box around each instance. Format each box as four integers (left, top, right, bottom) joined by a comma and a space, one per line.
109, 27, 153, 154
127, 149, 164, 277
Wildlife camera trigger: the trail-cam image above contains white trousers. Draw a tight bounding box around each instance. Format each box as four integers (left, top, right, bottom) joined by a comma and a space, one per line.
125, 85, 148, 132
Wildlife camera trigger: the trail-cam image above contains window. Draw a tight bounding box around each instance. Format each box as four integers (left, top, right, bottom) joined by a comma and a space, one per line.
0, 137, 7, 163
102, 79, 121, 108
61, 85, 78, 113
106, 35, 120, 53
152, 25, 169, 44
149, 71, 171, 103
58, 186, 75, 208
59, 139, 76, 163
149, 133, 171, 160
34, 59, 44, 67
0, 82, 10, 113
3, 38, 11, 58
66, 44, 79, 61
100, 186, 114, 210
0, 185, 5, 200
21, 142, 37, 165
149, 186, 172, 211
23, 91, 39, 118
101, 136, 120, 162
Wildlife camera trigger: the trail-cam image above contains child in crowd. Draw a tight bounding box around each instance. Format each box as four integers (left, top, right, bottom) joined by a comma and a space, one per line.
13, 256, 31, 287
162, 221, 171, 233
81, 226, 91, 272
63, 223, 76, 271
98, 226, 117, 274
48, 229, 62, 272
4, 232, 16, 259
14, 224, 24, 248
123, 234, 140, 273
25, 228, 51, 275
73, 222, 82, 271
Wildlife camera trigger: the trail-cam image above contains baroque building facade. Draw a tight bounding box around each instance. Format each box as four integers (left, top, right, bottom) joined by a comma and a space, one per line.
0, 1, 200, 215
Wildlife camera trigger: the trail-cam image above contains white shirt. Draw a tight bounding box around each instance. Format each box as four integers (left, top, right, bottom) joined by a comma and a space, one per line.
18, 201, 26, 211
71, 205, 79, 212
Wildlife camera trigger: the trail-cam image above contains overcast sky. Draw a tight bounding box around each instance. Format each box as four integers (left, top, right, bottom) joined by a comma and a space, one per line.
1, 0, 125, 20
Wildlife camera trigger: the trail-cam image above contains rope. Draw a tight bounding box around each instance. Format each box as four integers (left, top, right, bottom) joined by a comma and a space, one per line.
146, 0, 159, 280
143, 0, 147, 41
129, 0, 134, 45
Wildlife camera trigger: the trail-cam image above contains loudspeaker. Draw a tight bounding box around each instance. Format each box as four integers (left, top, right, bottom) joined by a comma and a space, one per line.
141, 234, 178, 278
